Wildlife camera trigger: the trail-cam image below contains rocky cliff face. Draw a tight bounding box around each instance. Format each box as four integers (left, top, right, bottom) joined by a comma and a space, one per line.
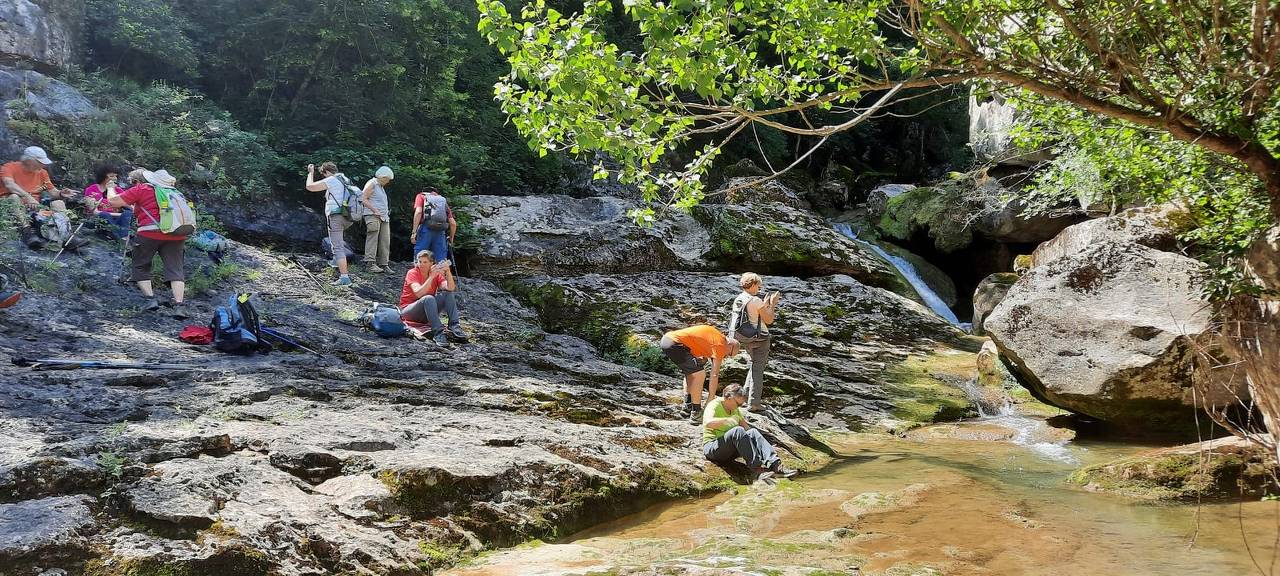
0, 0, 82, 71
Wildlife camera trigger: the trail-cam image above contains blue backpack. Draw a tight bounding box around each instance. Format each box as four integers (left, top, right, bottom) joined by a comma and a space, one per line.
362, 303, 406, 338
211, 293, 272, 354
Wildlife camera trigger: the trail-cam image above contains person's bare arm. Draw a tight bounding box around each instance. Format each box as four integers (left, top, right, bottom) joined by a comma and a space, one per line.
442, 264, 457, 292
411, 207, 424, 242
411, 270, 443, 300
704, 416, 740, 429
2, 177, 36, 206
709, 355, 722, 393
107, 195, 128, 210
304, 165, 328, 192
448, 216, 457, 244
361, 181, 381, 217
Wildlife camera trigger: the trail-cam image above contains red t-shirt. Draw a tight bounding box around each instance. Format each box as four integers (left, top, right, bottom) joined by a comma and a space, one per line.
413, 193, 453, 220
117, 183, 185, 241
399, 267, 447, 308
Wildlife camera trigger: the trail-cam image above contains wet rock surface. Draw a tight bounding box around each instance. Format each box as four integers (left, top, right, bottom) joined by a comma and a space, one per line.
0, 225, 961, 574
1070, 436, 1273, 500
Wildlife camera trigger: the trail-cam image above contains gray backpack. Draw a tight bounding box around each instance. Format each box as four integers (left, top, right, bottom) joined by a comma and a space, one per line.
420, 193, 449, 232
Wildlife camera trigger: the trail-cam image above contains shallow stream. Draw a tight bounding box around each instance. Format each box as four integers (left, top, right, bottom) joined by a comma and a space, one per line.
451, 431, 1280, 576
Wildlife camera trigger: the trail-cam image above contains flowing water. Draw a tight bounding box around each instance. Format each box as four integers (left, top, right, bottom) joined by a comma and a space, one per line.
451, 433, 1280, 576
832, 223, 963, 326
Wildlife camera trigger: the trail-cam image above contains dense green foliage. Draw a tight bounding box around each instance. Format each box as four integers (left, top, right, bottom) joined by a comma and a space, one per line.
83, 0, 564, 203
9, 74, 281, 198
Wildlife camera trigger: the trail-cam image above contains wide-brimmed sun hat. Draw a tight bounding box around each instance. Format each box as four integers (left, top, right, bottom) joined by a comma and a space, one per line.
143, 169, 177, 188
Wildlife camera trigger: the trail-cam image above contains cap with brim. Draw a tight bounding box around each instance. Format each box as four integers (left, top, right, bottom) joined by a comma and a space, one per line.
143, 169, 177, 188
21, 146, 52, 165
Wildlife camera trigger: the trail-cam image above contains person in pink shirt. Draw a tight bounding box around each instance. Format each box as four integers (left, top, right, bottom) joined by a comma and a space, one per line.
82, 164, 132, 240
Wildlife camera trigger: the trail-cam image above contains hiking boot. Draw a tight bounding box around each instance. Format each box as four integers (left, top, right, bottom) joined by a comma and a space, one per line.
754, 470, 777, 485
62, 236, 90, 253
332, 274, 353, 287
688, 404, 702, 424
142, 298, 161, 312
769, 461, 798, 479
431, 330, 449, 346
445, 327, 469, 343
21, 226, 46, 250
367, 264, 385, 273
171, 303, 190, 320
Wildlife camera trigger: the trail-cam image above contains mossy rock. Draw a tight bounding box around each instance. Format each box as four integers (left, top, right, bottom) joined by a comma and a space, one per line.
883, 349, 979, 429
1068, 438, 1274, 500
876, 183, 977, 253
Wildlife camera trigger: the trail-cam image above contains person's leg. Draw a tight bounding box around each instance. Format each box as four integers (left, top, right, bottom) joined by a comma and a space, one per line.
418, 295, 444, 332
728, 427, 779, 470
400, 297, 430, 324
744, 336, 771, 409
118, 208, 133, 239
377, 218, 391, 267
1, 195, 25, 229
157, 240, 186, 304
362, 216, 382, 269
435, 290, 462, 330
412, 224, 430, 256
702, 436, 741, 463
130, 236, 161, 302
685, 371, 707, 407
328, 216, 349, 276
428, 230, 448, 263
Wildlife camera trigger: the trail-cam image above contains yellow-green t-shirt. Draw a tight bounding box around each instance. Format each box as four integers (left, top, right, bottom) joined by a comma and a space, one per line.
702, 398, 745, 443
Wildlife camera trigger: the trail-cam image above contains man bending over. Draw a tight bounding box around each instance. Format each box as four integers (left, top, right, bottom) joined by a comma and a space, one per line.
703, 384, 797, 482
660, 324, 738, 422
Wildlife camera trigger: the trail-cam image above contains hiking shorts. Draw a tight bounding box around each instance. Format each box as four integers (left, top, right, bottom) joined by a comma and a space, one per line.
328, 215, 353, 262
660, 334, 704, 376
130, 236, 185, 282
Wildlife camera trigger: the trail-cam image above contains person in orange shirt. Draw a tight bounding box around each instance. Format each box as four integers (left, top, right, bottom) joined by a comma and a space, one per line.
660, 324, 739, 423
0, 146, 53, 231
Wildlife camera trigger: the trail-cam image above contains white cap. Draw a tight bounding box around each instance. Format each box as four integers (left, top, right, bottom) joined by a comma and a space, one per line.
375, 166, 394, 179
21, 146, 52, 165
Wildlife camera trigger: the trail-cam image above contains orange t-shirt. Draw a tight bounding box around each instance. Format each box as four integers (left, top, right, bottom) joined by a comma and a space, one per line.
0, 162, 53, 196
668, 325, 729, 359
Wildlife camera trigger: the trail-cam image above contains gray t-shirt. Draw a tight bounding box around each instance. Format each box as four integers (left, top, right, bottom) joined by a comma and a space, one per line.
364, 178, 390, 222
321, 174, 346, 216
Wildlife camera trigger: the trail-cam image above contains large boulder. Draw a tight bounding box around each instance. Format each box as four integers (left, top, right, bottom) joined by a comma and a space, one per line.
196, 193, 325, 251
0, 0, 81, 70
694, 201, 907, 294
0, 68, 97, 121
971, 272, 1019, 336
1031, 204, 1185, 268
0, 495, 95, 565
865, 184, 915, 218
465, 195, 711, 278
985, 231, 1246, 434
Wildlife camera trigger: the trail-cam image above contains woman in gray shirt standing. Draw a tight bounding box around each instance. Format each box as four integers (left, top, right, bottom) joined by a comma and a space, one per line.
361, 166, 394, 272
729, 272, 780, 411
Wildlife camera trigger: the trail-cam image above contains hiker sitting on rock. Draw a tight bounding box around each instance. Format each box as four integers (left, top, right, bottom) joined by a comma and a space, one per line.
83, 163, 132, 240
660, 324, 739, 422
108, 169, 190, 319
399, 249, 468, 345
1, 147, 74, 245
702, 384, 797, 482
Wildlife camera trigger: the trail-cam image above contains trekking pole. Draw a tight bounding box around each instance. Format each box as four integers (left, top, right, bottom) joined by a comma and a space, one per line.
447, 242, 464, 310
13, 357, 195, 370
51, 222, 86, 262
259, 327, 323, 356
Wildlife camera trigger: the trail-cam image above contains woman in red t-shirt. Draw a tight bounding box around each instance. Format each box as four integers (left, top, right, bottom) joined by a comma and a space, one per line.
108, 168, 189, 319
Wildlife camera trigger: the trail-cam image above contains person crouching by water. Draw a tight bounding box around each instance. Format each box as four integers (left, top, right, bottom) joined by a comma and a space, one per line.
730, 272, 780, 411
703, 384, 797, 482
399, 250, 468, 345
660, 324, 739, 422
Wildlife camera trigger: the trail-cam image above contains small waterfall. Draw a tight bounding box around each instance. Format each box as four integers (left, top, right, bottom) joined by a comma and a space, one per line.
833, 223, 962, 326
961, 377, 1076, 463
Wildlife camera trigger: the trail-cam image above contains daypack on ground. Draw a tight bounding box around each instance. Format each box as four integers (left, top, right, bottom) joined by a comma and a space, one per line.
32, 209, 71, 245
139, 186, 197, 237
329, 174, 364, 220
361, 303, 406, 338
189, 230, 229, 253
417, 192, 449, 231
210, 293, 272, 354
